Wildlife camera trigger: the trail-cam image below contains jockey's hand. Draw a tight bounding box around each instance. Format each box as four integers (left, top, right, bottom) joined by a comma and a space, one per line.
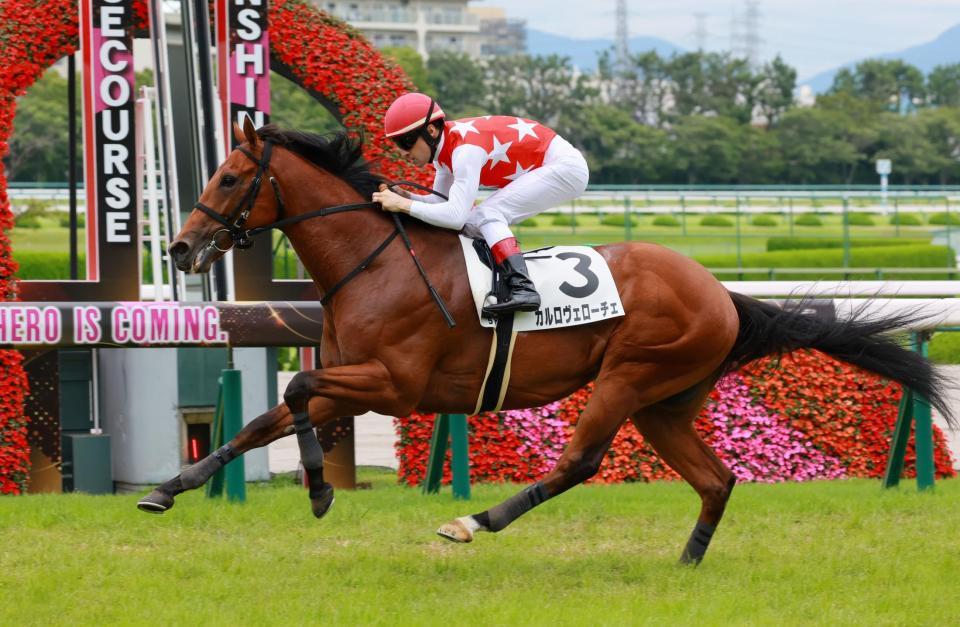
373, 184, 412, 214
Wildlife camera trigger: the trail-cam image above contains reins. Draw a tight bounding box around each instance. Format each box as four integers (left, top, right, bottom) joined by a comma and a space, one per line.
194, 141, 456, 328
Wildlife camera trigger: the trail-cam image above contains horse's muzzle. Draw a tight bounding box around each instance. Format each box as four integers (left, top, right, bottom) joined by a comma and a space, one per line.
168, 240, 193, 272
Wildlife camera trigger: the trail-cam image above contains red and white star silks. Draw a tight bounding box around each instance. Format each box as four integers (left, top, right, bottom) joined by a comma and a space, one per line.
407, 116, 588, 248
437, 116, 557, 188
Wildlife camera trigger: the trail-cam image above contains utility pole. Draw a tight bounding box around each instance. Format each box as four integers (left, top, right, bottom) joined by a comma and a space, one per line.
615, 0, 629, 74
693, 12, 709, 51
742, 0, 763, 67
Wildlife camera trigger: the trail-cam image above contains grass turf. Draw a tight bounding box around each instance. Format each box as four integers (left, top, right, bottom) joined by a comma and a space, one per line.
1, 470, 958, 625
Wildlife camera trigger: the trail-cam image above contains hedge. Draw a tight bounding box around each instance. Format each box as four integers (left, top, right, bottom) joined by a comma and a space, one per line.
700, 215, 734, 227
652, 215, 681, 227
551, 214, 579, 227
767, 237, 929, 252
698, 244, 956, 280
888, 213, 923, 226
793, 214, 823, 226
847, 213, 875, 226
929, 212, 960, 226
600, 213, 638, 227
751, 215, 778, 227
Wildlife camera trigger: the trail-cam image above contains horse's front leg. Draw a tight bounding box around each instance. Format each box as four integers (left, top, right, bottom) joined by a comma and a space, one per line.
283, 359, 401, 519
137, 360, 399, 516
137, 402, 295, 513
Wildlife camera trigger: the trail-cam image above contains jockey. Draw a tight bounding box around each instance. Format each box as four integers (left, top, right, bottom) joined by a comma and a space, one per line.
373, 92, 590, 315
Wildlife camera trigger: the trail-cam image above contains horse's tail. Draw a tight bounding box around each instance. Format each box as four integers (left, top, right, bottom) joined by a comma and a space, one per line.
723, 291, 956, 428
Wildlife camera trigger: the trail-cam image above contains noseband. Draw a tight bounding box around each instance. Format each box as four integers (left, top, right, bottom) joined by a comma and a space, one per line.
193, 141, 285, 251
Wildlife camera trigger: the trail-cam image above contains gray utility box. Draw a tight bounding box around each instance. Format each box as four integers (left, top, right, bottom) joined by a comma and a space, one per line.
61, 433, 113, 494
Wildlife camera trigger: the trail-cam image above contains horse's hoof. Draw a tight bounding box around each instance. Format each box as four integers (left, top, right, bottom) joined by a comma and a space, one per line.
137, 490, 174, 514
437, 518, 474, 543
310, 482, 335, 519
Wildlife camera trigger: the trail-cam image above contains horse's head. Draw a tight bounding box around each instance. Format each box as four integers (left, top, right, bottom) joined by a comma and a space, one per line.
168, 116, 283, 273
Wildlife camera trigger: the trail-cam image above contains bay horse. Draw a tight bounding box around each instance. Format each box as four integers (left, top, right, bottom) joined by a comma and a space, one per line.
139, 117, 953, 565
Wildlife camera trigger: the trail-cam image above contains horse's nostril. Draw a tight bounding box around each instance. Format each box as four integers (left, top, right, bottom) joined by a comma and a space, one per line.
168, 241, 189, 260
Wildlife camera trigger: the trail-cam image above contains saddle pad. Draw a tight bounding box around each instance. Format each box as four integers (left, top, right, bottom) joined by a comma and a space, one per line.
458, 235, 626, 331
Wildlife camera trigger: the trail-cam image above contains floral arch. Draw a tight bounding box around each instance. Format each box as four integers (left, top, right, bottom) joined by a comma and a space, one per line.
0, 0, 424, 493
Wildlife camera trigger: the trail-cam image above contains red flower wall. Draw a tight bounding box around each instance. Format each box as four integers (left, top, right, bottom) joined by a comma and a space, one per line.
396, 351, 956, 486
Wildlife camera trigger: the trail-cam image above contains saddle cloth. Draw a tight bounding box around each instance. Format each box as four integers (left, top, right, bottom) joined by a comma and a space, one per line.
458, 235, 626, 331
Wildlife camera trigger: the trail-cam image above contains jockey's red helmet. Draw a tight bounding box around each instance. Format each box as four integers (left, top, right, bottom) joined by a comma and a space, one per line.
384, 92, 445, 138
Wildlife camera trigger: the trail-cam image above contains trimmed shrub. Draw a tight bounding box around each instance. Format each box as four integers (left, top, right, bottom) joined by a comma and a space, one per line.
847, 213, 875, 226
517, 217, 538, 227
652, 215, 680, 227
58, 213, 86, 228
699, 244, 955, 281
551, 214, 579, 227
929, 212, 960, 226
751, 215, 778, 227
767, 237, 929, 252
600, 213, 638, 227
700, 215, 733, 227
14, 215, 42, 229
888, 213, 923, 226
793, 214, 823, 226
930, 331, 960, 365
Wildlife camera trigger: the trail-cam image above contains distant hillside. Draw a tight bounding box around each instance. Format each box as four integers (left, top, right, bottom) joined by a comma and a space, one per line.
526, 29, 684, 72
801, 24, 960, 93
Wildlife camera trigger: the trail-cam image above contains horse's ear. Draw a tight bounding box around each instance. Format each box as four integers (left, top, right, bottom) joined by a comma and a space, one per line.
232, 121, 245, 145
242, 115, 259, 148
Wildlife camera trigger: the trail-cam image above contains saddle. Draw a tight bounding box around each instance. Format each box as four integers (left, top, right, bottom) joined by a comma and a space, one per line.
463, 236, 625, 413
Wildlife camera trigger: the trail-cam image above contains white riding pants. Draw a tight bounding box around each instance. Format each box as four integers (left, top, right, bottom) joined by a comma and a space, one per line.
464, 136, 590, 247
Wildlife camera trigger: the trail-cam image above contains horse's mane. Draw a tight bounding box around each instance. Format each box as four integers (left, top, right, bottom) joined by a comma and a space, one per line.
256, 125, 384, 199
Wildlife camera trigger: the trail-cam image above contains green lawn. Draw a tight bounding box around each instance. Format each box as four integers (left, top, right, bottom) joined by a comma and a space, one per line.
1, 470, 958, 625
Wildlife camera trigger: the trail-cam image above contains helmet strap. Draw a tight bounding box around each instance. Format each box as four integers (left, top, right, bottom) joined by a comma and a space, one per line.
418, 99, 442, 162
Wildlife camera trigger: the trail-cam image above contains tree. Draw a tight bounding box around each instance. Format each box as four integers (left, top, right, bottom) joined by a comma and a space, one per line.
873, 113, 942, 184
380, 46, 433, 93
829, 59, 925, 110
7, 69, 70, 182
670, 115, 743, 184
927, 64, 960, 108
775, 107, 862, 184
269, 71, 342, 134
483, 54, 596, 128
425, 51, 486, 118
753, 55, 796, 127
917, 107, 960, 184
562, 104, 671, 183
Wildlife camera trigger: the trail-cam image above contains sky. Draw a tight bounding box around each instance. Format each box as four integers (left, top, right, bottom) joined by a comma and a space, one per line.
499, 0, 960, 79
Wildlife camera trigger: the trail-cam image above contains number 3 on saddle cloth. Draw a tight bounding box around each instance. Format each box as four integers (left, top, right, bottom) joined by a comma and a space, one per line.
459, 235, 626, 414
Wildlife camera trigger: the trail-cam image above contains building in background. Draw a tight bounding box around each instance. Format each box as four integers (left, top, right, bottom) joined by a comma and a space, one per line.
316, 1, 525, 59
317, 0, 481, 58
469, 6, 526, 57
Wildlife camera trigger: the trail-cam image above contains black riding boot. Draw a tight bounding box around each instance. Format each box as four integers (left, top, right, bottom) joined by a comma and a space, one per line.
483, 254, 541, 315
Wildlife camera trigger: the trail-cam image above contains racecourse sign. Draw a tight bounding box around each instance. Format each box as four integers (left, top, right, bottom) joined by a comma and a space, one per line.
80, 0, 139, 283
0, 302, 324, 348
216, 0, 270, 148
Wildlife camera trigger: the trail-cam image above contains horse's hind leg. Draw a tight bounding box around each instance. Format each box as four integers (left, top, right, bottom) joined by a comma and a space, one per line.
137, 402, 295, 513
437, 377, 633, 542
631, 382, 736, 565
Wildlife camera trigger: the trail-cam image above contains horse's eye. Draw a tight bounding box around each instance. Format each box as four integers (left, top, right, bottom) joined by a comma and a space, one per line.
220, 174, 238, 188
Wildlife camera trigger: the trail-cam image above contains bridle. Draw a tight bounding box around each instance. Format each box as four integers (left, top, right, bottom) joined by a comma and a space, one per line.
191, 140, 456, 327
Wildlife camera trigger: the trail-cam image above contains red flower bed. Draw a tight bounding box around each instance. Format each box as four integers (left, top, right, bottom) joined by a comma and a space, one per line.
396, 351, 956, 487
